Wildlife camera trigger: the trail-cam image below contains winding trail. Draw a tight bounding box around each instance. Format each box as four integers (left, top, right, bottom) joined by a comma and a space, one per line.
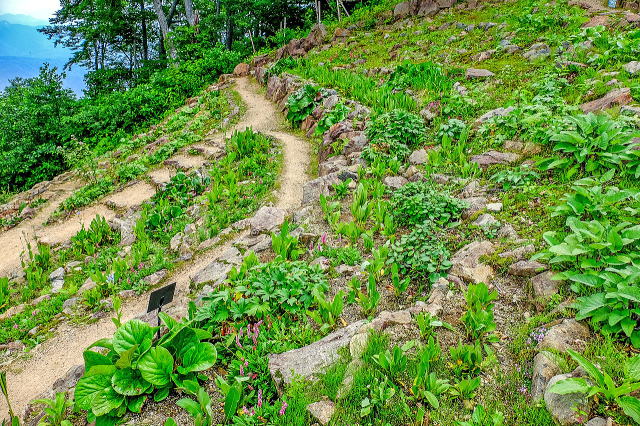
1, 77, 310, 420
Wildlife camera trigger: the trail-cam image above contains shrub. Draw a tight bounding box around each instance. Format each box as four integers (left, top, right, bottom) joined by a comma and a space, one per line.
388, 221, 451, 281
390, 182, 468, 226
363, 110, 426, 162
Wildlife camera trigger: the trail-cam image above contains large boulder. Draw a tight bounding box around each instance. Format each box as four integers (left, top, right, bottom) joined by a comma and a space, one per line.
544, 372, 591, 425
233, 63, 250, 77
248, 206, 286, 236
470, 151, 520, 168
191, 261, 232, 286
466, 68, 495, 79
539, 319, 590, 352
580, 87, 632, 113
531, 352, 561, 401
268, 320, 367, 388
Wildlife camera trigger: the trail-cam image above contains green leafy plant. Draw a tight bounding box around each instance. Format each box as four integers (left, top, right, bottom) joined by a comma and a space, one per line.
0, 372, 19, 425
286, 85, 321, 126
437, 118, 467, 141
32, 392, 73, 426
357, 274, 381, 316
271, 221, 302, 261
449, 343, 484, 378
307, 290, 345, 332
457, 404, 505, 426
363, 109, 426, 162
416, 312, 453, 339
450, 377, 481, 403
390, 181, 468, 226
461, 283, 498, 342
176, 380, 215, 426
372, 344, 409, 378
316, 102, 349, 135
390, 263, 410, 296
549, 348, 640, 423
490, 166, 540, 190
360, 377, 397, 419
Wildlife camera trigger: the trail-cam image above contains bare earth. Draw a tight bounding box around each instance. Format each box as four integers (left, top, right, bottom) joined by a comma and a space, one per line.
1, 77, 310, 420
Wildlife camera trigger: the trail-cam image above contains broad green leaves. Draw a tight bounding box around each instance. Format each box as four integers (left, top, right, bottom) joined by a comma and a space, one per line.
138, 347, 174, 387
112, 320, 154, 357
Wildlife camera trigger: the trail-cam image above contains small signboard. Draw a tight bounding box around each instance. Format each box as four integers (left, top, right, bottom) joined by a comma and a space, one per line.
147, 282, 176, 313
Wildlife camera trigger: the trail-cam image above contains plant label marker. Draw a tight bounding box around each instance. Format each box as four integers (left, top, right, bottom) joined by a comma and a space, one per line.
147, 282, 176, 339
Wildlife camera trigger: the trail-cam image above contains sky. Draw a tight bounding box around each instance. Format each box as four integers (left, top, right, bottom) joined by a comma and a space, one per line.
0, 0, 59, 20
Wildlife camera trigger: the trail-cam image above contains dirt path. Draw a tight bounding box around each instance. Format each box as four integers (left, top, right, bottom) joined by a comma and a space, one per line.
2, 77, 310, 420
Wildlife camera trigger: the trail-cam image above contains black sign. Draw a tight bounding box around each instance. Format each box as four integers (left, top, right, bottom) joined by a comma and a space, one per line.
147, 282, 176, 313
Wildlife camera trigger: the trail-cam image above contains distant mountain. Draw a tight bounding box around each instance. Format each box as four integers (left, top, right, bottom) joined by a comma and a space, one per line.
0, 13, 49, 27
0, 15, 85, 95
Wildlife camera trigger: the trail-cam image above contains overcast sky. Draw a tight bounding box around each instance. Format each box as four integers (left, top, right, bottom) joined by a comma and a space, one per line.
0, 0, 59, 20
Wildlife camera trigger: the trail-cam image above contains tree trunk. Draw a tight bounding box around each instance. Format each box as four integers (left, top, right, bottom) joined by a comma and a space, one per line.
152, 0, 177, 60
225, 16, 233, 50
139, 0, 148, 61
184, 0, 196, 26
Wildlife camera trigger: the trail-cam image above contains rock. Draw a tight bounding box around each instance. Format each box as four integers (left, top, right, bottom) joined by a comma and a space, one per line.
191, 262, 233, 286
404, 165, 419, 179
420, 108, 436, 122
336, 359, 363, 399
319, 156, 349, 176
470, 151, 520, 168
580, 87, 632, 113
62, 297, 79, 314
383, 176, 408, 189
144, 269, 167, 286
582, 14, 609, 28
31, 294, 51, 305
626, 12, 640, 24
78, 278, 97, 294
465, 68, 494, 79
349, 333, 369, 359
368, 310, 412, 331
51, 278, 64, 293
462, 197, 488, 219
249, 206, 286, 236
622, 105, 640, 116
20, 207, 35, 219
473, 213, 498, 227
306, 400, 336, 425
531, 352, 561, 401
268, 320, 367, 388
310, 256, 330, 271
475, 106, 515, 124
486, 202, 502, 212
409, 279, 448, 316
450, 241, 495, 284
0, 341, 25, 352
532, 271, 561, 299
65, 260, 82, 272
497, 223, 519, 239
0, 304, 25, 321
539, 319, 590, 352
523, 43, 550, 60
409, 149, 427, 165
49, 267, 65, 282
233, 63, 250, 76
499, 244, 535, 261
544, 373, 591, 425
110, 214, 140, 246
624, 61, 640, 75
334, 28, 351, 38
453, 82, 468, 96
302, 172, 351, 205
585, 418, 607, 426
219, 247, 243, 265
504, 140, 542, 155
472, 49, 495, 62
508, 260, 546, 277
169, 233, 183, 251
118, 290, 136, 298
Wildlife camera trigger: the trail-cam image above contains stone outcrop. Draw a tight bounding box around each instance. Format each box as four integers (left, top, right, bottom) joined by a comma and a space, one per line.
394, 0, 458, 18
580, 88, 632, 113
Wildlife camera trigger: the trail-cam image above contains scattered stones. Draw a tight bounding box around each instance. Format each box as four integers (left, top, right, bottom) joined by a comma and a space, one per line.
523, 43, 550, 60
0, 341, 25, 352
465, 68, 494, 79
334, 27, 351, 38
470, 151, 520, 168
420, 108, 436, 122
460, 180, 485, 198
539, 319, 590, 352
310, 256, 330, 271
532, 271, 561, 299
462, 197, 489, 219
248, 206, 286, 236
508, 260, 546, 277
306, 400, 336, 425
450, 241, 495, 284
453, 82, 469, 96
624, 61, 640, 75
544, 372, 591, 425
349, 333, 369, 359
408, 149, 427, 165
583, 14, 609, 28
580, 87, 632, 113
268, 320, 367, 388
49, 267, 64, 282
531, 352, 561, 401
472, 49, 495, 62
383, 176, 408, 189
393, 0, 458, 18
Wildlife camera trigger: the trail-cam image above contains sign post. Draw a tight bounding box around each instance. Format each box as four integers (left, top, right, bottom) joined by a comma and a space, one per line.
147, 282, 176, 340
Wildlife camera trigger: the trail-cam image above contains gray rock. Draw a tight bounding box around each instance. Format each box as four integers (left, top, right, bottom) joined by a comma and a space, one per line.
462, 197, 488, 219
532, 271, 561, 299
585, 418, 607, 426
453, 82, 469, 96
624, 61, 640, 74
349, 333, 369, 359
143, 269, 167, 286
169, 232, 184, 251
471, 151, 520, 168
78, 278, 96, 294
460, 180, 485, 198
523, 43, 550, 60
409, 149, 427, 165
409, 279, 448, 317
219, 246, 243, 265
466, 68, 494, 79
268, 320, 367, 388
475, 106, 515, 124
531, 352, 561, 400
473, 213, 498, 227
383, 176, 408, 189
497, 223, 519, 239
249, 206, 286, 236
499, 244, 535, 260
0, 304, 25, 320
450, 241, 495, 284
621, 105, 640, 117
51, 278, 64, 294
336, 359, 363, 399
486, 202, 503, 212
544, 373, 590, 425
62, 297, 79, 315
310, 256, 330, 271
420, 108, 436, 121
191, 262, 232, 286
367, 310, 412, 332
306, 400, 336, 425
539, 319, 590, 352
49, 267, 65, 282
580, 87, 632, 113
508, 260, 547, 277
